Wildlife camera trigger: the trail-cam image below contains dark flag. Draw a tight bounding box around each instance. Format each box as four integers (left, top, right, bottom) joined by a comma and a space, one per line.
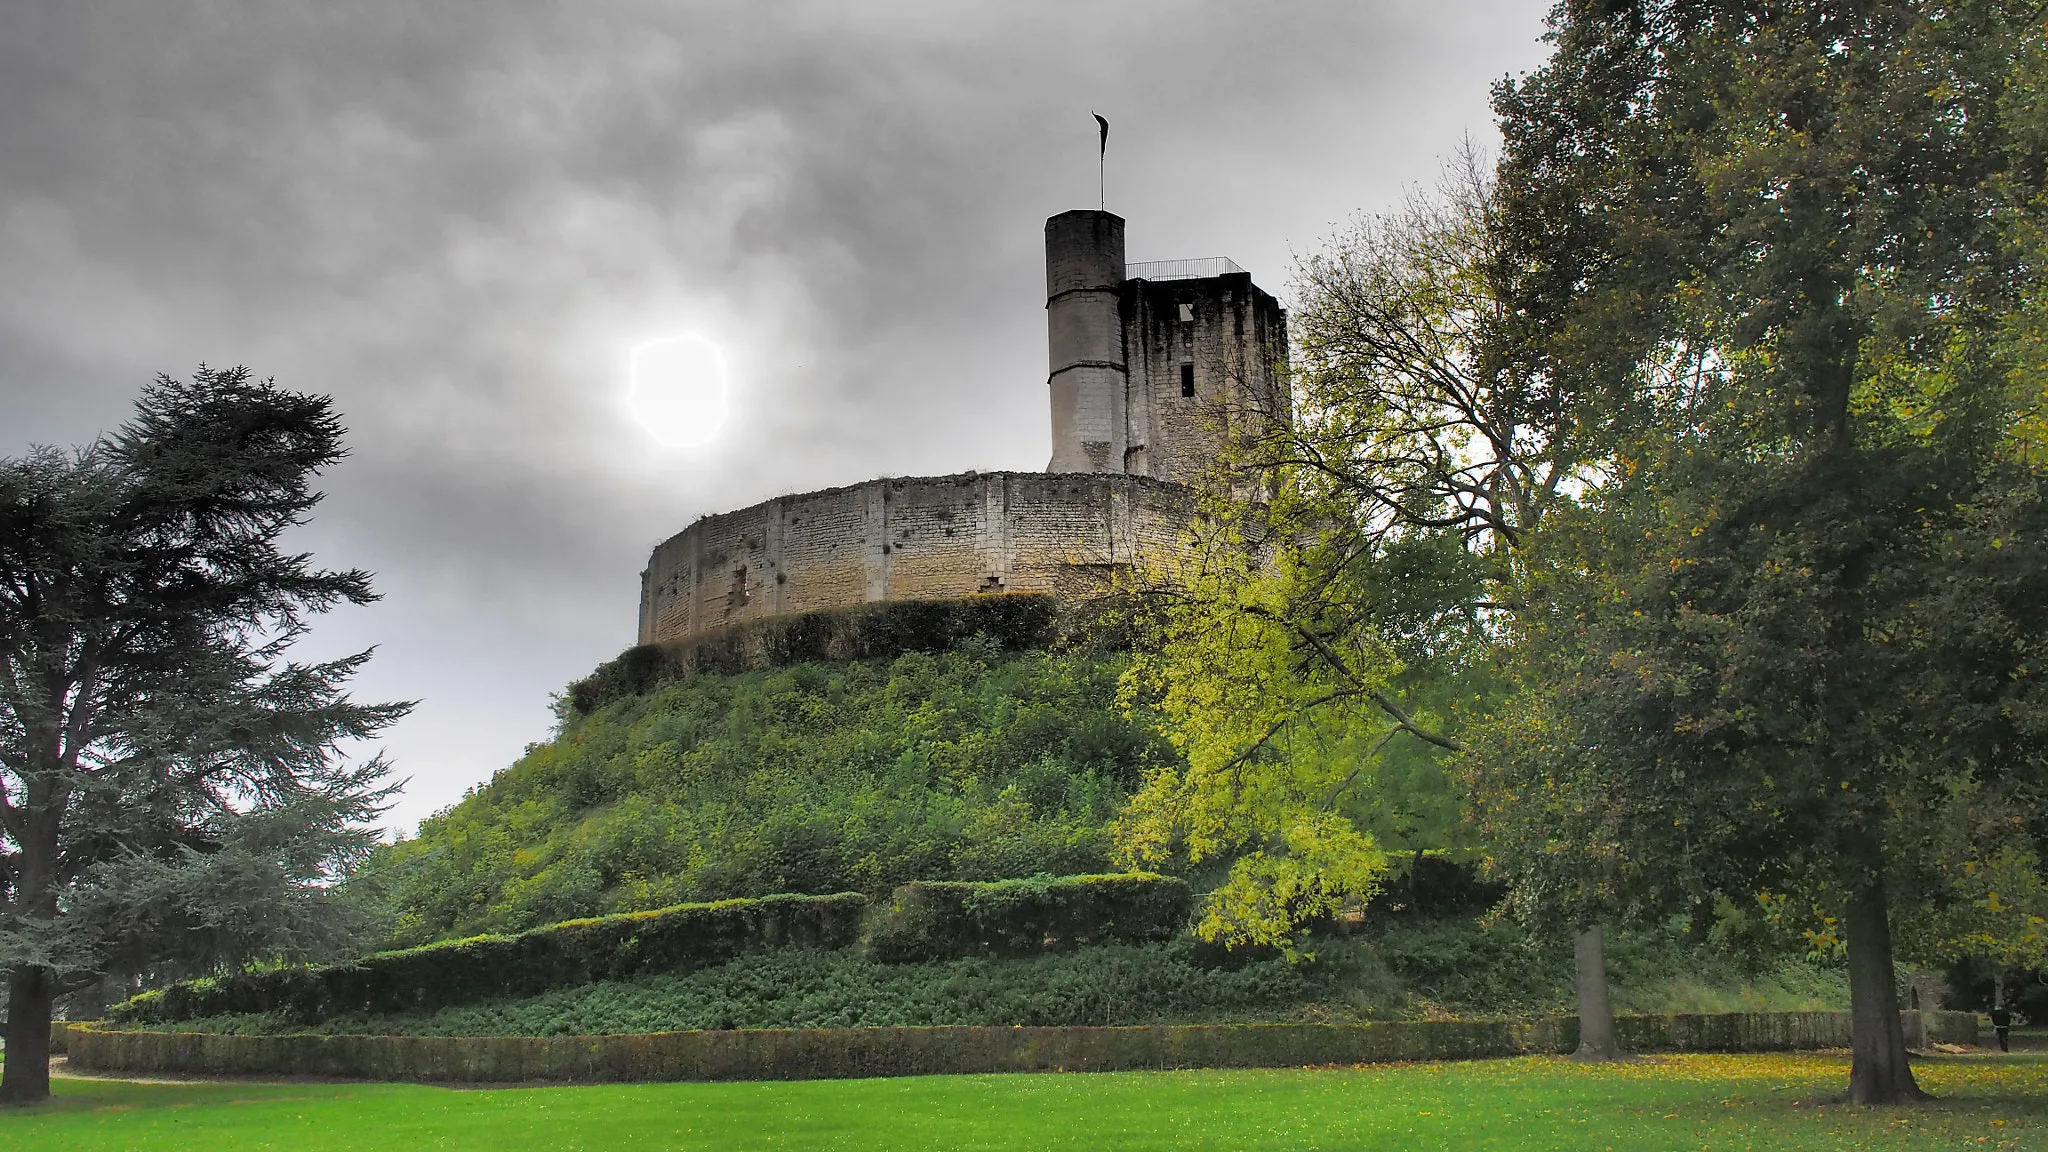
1092, 113, 1109, 209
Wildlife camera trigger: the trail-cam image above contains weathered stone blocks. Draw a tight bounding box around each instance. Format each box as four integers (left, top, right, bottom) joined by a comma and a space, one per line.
638, 471, 1191, 646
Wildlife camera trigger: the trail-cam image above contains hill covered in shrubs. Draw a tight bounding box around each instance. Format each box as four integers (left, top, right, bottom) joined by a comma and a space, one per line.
124, 878, 1847, 1036
354, 641, 1168, 948
312, 621, 1848, 1036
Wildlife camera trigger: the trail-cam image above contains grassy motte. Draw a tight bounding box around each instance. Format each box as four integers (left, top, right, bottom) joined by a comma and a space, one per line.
356, 647, 1165, 946
5, 1053, 2041, 1150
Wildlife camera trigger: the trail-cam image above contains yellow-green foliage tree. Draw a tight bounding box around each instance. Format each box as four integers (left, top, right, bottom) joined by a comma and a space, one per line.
1109, 162, 1544, 958
1108, 153, 1652, 1066
1113, 513, 1401, 955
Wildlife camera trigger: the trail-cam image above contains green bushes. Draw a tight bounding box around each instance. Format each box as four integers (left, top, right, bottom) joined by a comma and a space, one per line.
358, 646, 1165, 946
122, 879, 1855, 1032
568, 596, 1063, 713
1363, 852, 1505, 921
118, 874, 1194, 1027
118, 941, 1335, 1036
1369, 917, 1573, 1014
1361, 914, 1854, 1019
114, 893, 867, 1026
866, 874, 1194, 962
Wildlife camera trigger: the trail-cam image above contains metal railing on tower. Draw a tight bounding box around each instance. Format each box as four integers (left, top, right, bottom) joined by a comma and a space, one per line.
1123, 257, 1245, 282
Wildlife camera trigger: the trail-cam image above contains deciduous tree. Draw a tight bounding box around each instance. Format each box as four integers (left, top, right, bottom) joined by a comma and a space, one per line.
1111, 160, 1622, 1006
1481, 0, 2048, 1102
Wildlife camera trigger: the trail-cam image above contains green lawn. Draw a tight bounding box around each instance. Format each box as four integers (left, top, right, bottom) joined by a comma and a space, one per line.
2, 1051, 2041, 1150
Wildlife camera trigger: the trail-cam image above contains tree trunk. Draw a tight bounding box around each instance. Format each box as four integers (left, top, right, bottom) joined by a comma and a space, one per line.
0, 965, 54, 1105
1571, 922, 1629, 1061
1843, 839, 1929, 1104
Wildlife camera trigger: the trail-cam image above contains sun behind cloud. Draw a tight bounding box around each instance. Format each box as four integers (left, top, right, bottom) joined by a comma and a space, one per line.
627, 334, 730, 448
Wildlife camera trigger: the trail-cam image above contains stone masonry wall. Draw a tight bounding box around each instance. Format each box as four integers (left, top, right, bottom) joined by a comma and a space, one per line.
638, 471, 1193, 646
1122, 272, 1290, 486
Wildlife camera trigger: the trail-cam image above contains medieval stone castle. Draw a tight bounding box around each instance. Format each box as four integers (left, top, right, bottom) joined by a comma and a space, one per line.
636, 209, 1289, 646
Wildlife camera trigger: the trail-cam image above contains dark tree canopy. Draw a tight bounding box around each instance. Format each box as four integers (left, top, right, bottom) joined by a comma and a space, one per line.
1470, 0, 2048, 1104
0, 367, 409, 1103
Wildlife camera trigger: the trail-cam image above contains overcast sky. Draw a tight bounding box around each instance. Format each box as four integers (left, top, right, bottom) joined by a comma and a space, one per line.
1, 1, 1553, 832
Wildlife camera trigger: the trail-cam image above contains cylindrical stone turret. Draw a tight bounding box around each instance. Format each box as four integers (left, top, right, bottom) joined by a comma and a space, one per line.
1045, 210, 1127, 473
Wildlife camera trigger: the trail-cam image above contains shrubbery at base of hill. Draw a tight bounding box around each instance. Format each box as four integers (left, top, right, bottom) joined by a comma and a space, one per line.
866, 874, 1192, 961
116, 875, 1193, 1025
113, 893, 870, 1026
123, 941, 1329, 1036
1369, 916, 1851, 1018
122, 919, 1848, 1037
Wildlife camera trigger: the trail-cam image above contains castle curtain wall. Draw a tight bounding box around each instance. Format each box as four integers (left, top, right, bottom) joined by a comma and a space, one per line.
638, 472, 1191, 646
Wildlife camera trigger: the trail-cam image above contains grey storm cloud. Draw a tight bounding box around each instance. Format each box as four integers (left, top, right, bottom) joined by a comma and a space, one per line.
0, 0, 1551, 829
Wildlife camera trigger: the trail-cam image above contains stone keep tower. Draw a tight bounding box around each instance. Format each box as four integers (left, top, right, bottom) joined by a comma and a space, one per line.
1044, 209, 1289, 483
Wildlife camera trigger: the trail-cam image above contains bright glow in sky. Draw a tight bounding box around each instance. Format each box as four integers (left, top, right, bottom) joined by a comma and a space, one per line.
627, 335, 730, 447
0, 2, 1557, 833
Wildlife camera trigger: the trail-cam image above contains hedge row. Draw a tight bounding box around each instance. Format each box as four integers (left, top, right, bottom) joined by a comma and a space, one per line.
112, 892, 869, 1026
64, 1011, 1979, 1084
866, 874, 1194, 962
114, 874, 1196, 1024
570, 595, 1063, 713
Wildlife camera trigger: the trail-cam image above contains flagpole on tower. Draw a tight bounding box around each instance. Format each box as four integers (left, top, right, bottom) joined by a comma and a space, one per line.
1092, 112, 1109, 211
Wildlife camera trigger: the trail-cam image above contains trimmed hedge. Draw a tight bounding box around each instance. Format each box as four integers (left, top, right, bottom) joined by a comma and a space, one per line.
569, 595, 1062, 713
67, 1021, 1543, 1083
114, 874, 1189, 1026
112, 892, 868, 1026
865, 874, 1193, 962
64, 1011, 1979, 1084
